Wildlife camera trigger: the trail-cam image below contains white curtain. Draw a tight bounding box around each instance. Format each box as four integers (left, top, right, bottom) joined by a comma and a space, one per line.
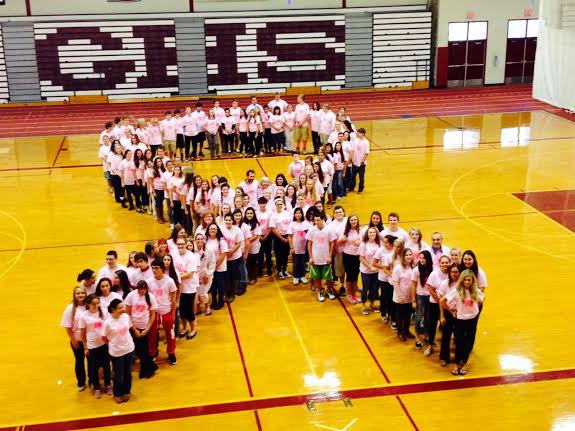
533, 0, 575, 111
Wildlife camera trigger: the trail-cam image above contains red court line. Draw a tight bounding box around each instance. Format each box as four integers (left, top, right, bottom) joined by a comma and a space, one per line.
9, 368, 575, 431
396, 395, 420, 431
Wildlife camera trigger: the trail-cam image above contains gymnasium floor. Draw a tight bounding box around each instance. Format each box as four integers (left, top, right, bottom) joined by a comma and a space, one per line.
1, 93, 575, 430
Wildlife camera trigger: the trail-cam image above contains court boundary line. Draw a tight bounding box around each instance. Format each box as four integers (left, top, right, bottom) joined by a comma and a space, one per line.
49, 136, 67, 175
7, 368, 575, 431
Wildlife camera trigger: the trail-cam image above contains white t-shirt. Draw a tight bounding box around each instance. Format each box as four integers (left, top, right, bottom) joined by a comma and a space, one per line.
145, 275, 177, 315
380, 227, 409, 244
255, 209, 271, 236
268, 98, 288, 114
161, 118, 176, 141
374, 247, 393, 282
78, 309, 109, 349
288, 221, 310, 255
329, 218, 347, 254
306, 225, 336, 265
96, 264, 127, 284
351, 137, 370, 167
103, 313, 135, 357
319, 110, 336, 135
247, 224, 262, 254
60, 304, 86, 342
239, 180, 259, 208
425, 245, 451, 270
129, 266, 153, 287
294, 102, 310, 126
98, 291, 122, 311
124, 289, 158, 329
98, 145, 112, 172
206, 237, 229, 272
411, 266, 429, 297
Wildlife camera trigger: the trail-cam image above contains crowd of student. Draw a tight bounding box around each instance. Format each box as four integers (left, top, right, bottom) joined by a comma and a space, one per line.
61, 95, 487, 404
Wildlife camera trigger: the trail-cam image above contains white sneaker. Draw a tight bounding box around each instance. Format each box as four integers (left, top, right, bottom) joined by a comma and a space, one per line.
283, 271, 291, 278
327, 291, 336, 300
300, 276, 308, 284
423, 346, 434, 356
293, 277, 300, 285
318, 291, 325, 302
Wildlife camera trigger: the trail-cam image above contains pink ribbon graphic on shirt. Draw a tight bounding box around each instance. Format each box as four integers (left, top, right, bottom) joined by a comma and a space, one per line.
464, 299, 473, 307
135, 304, 146, 313
118, 327, 128, 337
154, 288, 164, 297
93, 321, 102, 330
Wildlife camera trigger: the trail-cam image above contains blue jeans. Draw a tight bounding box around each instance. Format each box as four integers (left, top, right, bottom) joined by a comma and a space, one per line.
332, 170, 344, 198
111, 351, 133, 397
415, 294, 430, 335
239, 259, 248, 290
360, 272, 378, 303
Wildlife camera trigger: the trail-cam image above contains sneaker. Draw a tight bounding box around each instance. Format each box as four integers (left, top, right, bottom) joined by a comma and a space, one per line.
283, 271, 291, 278
114, 396, 124, 404
293, 277, 300, 285
77, 385, 87, 392
362, 307, 369, 315
398, 334, 406, 341
391, 321, 398, 330
105, 386, 113, 395
178, 330, 188, 339
336, 197, 342, 202
333, 280, 339, 287
94, 390, 102, 399
121, 394, 131, 402
382, 316, 389, 324
299, 276, 308, 284
318, 291, 325, 302
440, 360, 448, 367
169, 354, 177, 365
347, 295, 355, 304
327, 291, 336, 300
277, 272, 285, 279
423, 346, 434, 356
371, 306, 380, 313
170, 224, 175, 230
415, 340, 422, 349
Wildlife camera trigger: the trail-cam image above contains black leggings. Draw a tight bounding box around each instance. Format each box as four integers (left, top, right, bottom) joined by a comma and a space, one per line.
342, 253, 360, 282
426, 302, 440, 345
312, 130, 321, 154
380, 281, 395, 320
88, 344, 111, 390
274, 235, 289, 273
125, 184, 140, 208
440, 312, 456, 362
259, 236, 273, 274
247, 132, 257, 155
132, 329, 158, 378
110, 174, 124, 203
396, 302, 412, 336
70, 341, 89, 387
454, 317, 479, 364
239, 132, 248, 153
154, 189, 164, 216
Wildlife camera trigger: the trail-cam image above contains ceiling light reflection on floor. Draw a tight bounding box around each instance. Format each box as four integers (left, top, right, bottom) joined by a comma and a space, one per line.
443, 129, 480, 150
304, 371, 342, 392
498, 354, 535, 373
500, 126, 531, 147
552, 415, 575, 431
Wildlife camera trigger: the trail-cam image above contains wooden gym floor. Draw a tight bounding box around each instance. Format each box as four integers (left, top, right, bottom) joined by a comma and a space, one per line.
1, 108, 575, 430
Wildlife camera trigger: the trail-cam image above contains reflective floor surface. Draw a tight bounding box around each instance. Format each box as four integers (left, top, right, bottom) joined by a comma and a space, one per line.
0, 110, 574, 430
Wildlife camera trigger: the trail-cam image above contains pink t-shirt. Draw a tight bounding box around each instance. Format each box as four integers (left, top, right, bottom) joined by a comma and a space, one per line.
294, 103, 310, 125
221, 116, 236, 134
341, 228, 362, 256
148, 125, 162, 146
255, 209, 271, 235
411, 266, 429, 296
78, 309, 109, 349
206, 237, 229, 272
129, 266, 153, 287
359, 242, 380, 274
392, 265, 414, 304
145, 275, 177, 315
206, 118, 219, 134
374, 247, 393, 282
221, 225, 245, 261
173, 250, 198, 294
306, 225, 336, 265
98, 291, 122, 312
124, 289, 158, 329
107, 153, 123, 175
239, 180, 259, 208
60, 304, 87, 342
247, 224, 262, 254
248, 117, 261, 133
288, 221, 310, 255
319, 110, 336, 135
238, 117, 248, 133
135, 128, 150, 146
173, 116, 183, 134
161, 118, 176, 141
183, 114, 198, 137
425, 245, 451, 270
214, 107, 225, 122
261, 111, 271, 128
270, 114, 284, 134
103, 313, 135, 357
329, 218, 347, 254
351, 137, 370, 167
405, 239, 428, 262
269, 210, 291, 236
283, 112, 295, 130
288, 161, 304, 179
310, 110, 321, 132
230, 107, 241, 121
445, 288, 485, 320
168, 176, 184, 201
426, 270, 449, 304
191, 110, 207, 132
120, 159, 136, 186
437, 279, 456, 307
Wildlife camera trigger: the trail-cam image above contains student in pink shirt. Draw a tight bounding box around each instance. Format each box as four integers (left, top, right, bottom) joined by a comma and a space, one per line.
205, 108, 220, 159
349, 128, 369, 194
79, 294, 111, 399
108, 141, 127, 208
173, 238, 198, 339
61, 286, 88, 391
192, 102, 207, 158
373, 234, 396, 324
310, 101, 322, 154
392, 248, 415, 341
124, 280, 158, 379
77, 269, 96, 295
256, 196, 273, 277
288, 153, 304, 180
307, 211, 337, 302
172, 109, 185, 160
146, 259, 178, 365
294, 94, 311, 154
438, 264, 460, 366
161, 111, 176, 158
424, 255, 451, 356
441, 269, 485, 375
270, 198, 292, 278
262, 105, 272, 153
237, 109, 248, 155
135, 118, 151, 149
119, 149, 139, 211
221, 108, 237, 155
319, 104, 336, 145
148, 118, 163, 156
247, 108, 262, 157
103, 299, 135, 403
193, 233, 216, 316
288, 207, 310, 286
330, 205, 347, 293
359, 227, 381, 314
405, 227, 428, 263
244, 208, 262, 285
283, 105, 296, 152
410, 250, 433, 349
221, 213, 245, 302
270, 106, 285, 154
206, 223, 229, 310
340, 214, 361, 303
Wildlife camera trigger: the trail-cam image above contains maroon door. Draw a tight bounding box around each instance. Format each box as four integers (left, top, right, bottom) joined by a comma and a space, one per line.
447, 22, 487, 87
505, 20, 538, 83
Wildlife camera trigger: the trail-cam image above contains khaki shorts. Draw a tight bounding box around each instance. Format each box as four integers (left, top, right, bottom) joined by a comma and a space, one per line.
319, 133, 330, 145
294, 126, 309, 142
333, 253, 344, 277
163, 140, 176, 154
